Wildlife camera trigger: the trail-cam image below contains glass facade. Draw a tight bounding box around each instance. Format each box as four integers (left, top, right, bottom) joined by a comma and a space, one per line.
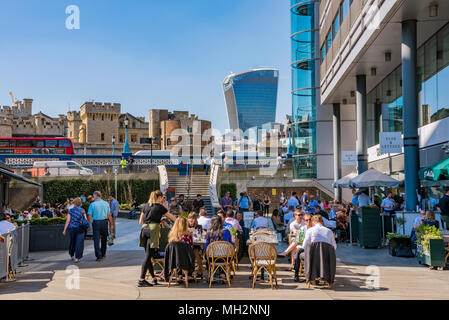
223, 69, 278, 134
291, 0, 318, 179
367, 23, 449, 147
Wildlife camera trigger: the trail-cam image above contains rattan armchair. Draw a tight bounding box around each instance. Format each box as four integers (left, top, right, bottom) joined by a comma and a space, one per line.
248, 241, 278, 290
206, 241, 234, 288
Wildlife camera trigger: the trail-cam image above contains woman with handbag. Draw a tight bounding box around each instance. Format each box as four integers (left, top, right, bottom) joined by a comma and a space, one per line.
138, 190, 176, 287
63, 197, 89, 263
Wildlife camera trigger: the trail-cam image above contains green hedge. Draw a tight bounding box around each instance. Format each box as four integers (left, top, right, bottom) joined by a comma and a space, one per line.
14, 217, 67, 226
220, 183, 237, 201
43, 179, 159, 205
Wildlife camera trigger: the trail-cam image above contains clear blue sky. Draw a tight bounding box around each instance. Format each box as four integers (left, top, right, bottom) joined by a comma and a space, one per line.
0, 0, 291, 133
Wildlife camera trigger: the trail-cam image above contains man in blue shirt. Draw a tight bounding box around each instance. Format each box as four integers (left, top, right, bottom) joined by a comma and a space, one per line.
108, 195, 119, 245
284, 206, 295, 225
237, 192, 252, 212
351, 192, 360, 207
307, 195, 319, 213
88, 191, 113, 261
287, 192, 299, 209
251, 211, 269, 229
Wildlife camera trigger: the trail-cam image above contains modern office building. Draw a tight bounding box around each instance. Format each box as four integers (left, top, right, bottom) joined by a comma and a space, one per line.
223, 68, 279, 134
293, 0, 449, 209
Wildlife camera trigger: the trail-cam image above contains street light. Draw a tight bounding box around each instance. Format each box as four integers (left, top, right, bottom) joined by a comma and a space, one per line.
122, 117, 130, 155
150, 136, 155, 165
112, 135, 116, 156
287, 118, 293, 158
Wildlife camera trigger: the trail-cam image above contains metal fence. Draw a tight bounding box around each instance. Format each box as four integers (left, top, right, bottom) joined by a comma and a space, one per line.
0, 223, 30, 281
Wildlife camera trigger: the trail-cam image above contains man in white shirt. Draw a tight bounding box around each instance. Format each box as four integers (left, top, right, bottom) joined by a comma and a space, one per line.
0, 213, 16, 234
357, 190, 372, 207
279, 210, 307, 270
300, 214, 336, 261
197, 208, 211, 231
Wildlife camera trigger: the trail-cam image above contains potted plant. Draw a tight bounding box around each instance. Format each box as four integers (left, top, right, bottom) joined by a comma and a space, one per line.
386, 232, 413, 257
15, 218, 70, 252
415, 224, 445, 269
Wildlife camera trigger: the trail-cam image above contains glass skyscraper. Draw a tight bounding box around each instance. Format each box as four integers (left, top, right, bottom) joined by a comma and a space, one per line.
291, 0, 319, 179
223, 68, 279, 134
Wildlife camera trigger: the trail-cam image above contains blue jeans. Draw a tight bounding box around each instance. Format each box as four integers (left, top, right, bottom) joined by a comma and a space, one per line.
92, 220, 109, 259
129, 209, 137, 219
69, 227, 85, 260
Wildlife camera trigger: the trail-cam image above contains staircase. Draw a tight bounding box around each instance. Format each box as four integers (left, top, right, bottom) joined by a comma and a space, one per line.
167, 174, 215, 216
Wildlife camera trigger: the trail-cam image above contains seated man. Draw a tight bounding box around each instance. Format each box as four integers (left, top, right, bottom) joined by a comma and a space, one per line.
295, 214, 336, 282
197, 207, 211, 231
278, 209, 306, 271
251, 211, 269, 230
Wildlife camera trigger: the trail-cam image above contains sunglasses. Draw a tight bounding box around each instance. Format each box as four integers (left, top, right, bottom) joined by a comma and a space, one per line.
304, 219, 311, 222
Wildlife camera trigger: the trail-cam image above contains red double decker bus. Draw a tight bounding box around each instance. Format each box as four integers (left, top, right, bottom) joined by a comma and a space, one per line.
0, 137, 74, 155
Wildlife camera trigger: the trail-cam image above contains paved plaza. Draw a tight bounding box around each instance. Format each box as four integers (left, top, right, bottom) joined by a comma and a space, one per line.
1, 218, 448, 300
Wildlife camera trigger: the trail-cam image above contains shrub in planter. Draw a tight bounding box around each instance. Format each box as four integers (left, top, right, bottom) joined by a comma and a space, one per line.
220, 184, 237, 201
415, 225, 445, 268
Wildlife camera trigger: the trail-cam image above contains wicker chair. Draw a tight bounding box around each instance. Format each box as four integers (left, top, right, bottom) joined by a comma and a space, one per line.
150, 257, 165, 279
206, 241, 234, 288
167, 269, 194, 288
248, 242, 278, 290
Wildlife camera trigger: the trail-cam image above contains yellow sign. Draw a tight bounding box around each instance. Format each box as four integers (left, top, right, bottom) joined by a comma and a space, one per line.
272, 189, 276, 196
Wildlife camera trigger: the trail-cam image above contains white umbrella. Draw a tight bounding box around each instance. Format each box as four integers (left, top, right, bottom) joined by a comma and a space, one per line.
349, 168, 400, 188
333, 172, 357, 188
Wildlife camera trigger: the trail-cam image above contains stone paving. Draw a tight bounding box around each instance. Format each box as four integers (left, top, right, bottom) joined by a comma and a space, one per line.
1, 218, 449, 300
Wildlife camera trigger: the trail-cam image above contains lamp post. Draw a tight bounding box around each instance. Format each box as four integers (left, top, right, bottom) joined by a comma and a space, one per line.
122, 117, 131, 155
150, 137, 156, 166
112, 135, 116, 156
287, 118, 293, 158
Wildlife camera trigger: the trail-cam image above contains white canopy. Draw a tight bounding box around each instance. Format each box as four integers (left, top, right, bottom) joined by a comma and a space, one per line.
348, 168, 400, 188
333, 172, 357, 188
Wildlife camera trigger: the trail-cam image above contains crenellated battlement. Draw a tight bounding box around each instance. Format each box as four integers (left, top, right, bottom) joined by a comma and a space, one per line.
81, 102, 121, 114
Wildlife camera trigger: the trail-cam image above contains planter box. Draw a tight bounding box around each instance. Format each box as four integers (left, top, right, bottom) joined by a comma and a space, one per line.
29, 224, 70, 252
388, 237, 413, 257
417, 239, 445, 268
358, 207, 382, 248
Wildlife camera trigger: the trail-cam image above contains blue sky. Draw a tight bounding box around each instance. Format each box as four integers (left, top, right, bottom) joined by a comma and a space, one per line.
0, 1, 291, 133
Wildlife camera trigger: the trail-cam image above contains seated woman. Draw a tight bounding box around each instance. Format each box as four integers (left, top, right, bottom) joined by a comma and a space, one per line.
422, 211, 440, 229
186, 213, 204, 278
168, 216, 196, 281
205, 216, 234, 281
187, 212, 202, 234
271, 209, 285, 237
336, 211, 349, 242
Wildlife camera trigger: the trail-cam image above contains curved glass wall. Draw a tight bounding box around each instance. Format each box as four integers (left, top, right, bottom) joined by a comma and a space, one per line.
291, 0, 318, 179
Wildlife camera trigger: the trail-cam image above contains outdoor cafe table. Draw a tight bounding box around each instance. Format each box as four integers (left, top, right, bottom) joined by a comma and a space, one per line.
246, 231, 279, 246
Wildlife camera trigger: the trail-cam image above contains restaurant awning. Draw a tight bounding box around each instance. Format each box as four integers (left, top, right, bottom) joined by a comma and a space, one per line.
419, 157, 449, 181
333, 172, 357, 188
348, 168, 400, 188
0, 167, 42, 187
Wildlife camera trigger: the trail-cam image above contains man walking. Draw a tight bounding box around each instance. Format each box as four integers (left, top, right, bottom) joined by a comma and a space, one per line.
108, 195, 119, 245
438, 188, 449, 229
88, 191, 114, 261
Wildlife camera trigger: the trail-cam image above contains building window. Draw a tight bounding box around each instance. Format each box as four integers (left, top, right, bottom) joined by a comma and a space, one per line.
132, 122, 136, 129
101, 133, 105, 141
92, 114, 95, 120
111, 115, 113, 121
131, 135, 137, 143
102, 115, 104, 121
187, 127, 192, 133
119, 135, 123, 143
167, 138, 171, 146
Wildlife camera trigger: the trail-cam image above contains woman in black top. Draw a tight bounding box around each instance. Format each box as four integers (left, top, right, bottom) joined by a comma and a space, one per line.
138, 190, 176, 287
